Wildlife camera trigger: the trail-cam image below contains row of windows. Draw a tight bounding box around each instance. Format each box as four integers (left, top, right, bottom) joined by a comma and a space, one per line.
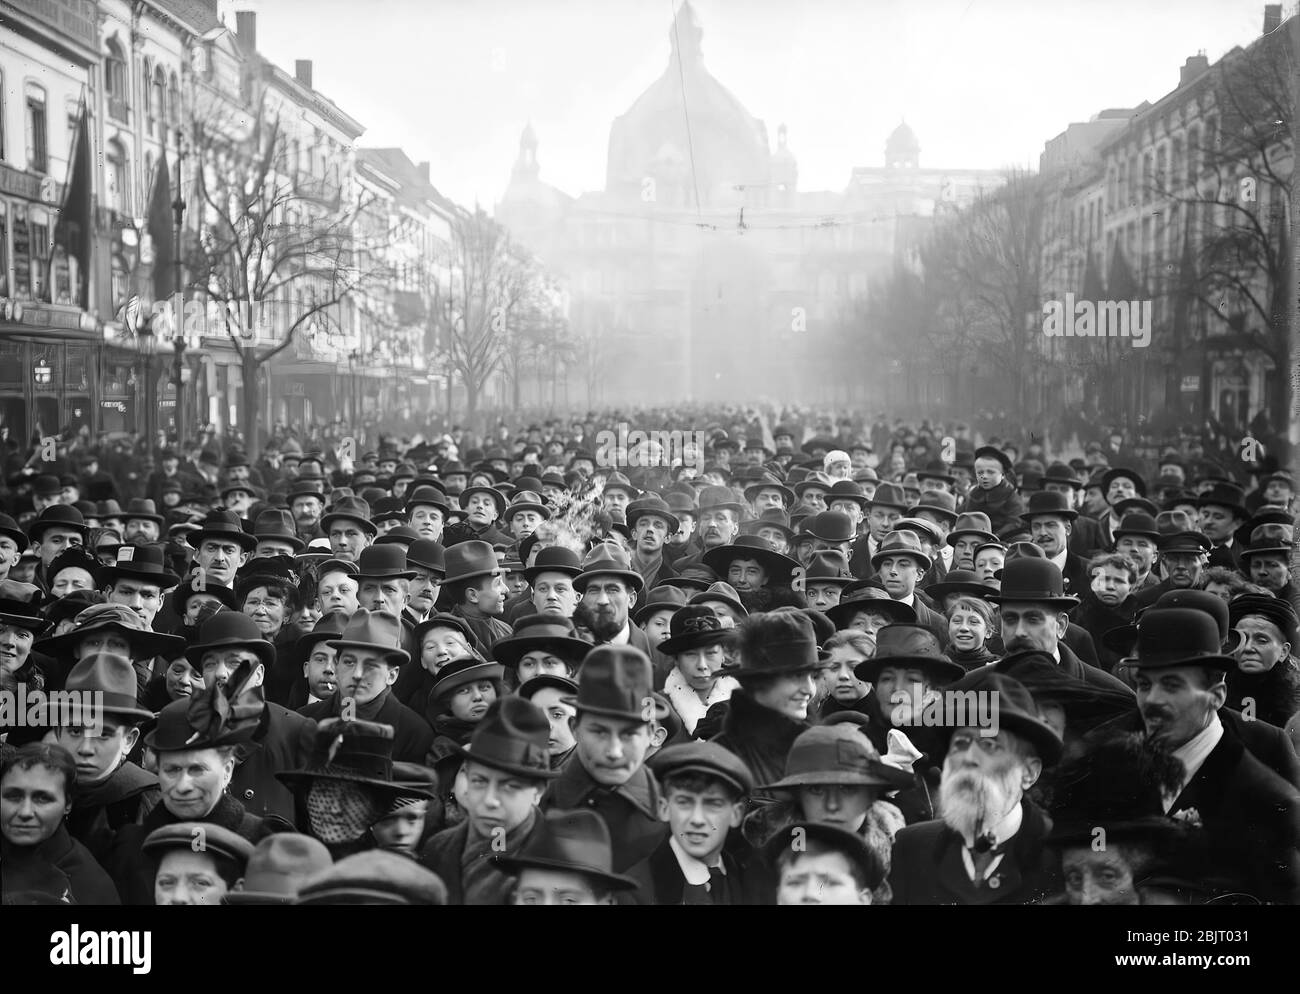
1106, 117, 1218, 211
0, 198, 79, 303
104, 38, 181, 143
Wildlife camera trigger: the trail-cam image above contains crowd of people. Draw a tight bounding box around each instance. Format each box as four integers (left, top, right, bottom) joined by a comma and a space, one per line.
0, 409, 1296, 906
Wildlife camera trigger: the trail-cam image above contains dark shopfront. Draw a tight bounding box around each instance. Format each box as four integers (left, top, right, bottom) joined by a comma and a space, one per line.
0, 318, 100, 446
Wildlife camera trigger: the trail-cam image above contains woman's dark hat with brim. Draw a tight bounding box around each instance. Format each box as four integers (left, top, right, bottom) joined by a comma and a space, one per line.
718, 611, 820, 677
0, 594, 50, 635
36, 602, 185, 661
492, 615, 591, 670
702, 535, 800, 587
431, 656, 505, 700
494, 808, 639, 891
758, 724, 914, 792
167, 575, 239, 618
518, 673, 580, 700
657, 604, 734, 656
763, 821, 884, 891
144, 677, 264, 751
852, 623, 965, 685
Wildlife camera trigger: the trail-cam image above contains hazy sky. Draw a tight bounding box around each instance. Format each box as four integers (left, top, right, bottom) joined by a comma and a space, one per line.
231, 0, 1276, 209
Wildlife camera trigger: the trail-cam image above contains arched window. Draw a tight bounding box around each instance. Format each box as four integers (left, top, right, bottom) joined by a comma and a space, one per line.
142, 61, 153, 121
24, 82, 47, 172
105, 38, 128, 121
106, 138, 129, 214
152, 66, 166, 142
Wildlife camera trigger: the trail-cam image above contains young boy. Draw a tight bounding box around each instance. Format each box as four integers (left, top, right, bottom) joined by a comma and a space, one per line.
498, 808, 639, 905
418, 696, 557, 904
766, 821, 884, 905
627, 741, 769, 904
658, 604, 739, 735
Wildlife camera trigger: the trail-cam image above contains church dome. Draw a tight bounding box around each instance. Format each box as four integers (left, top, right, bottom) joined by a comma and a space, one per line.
605, 1, 770, 204
886, 121, 920, 168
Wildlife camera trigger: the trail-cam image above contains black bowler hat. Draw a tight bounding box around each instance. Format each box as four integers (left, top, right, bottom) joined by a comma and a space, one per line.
27, 504, 88, 543
988, 558, 1078, 609
1020, 490, 1078, 522
1118, 607, 1236, 672
925, 569, 997, 603
184, 610, 277, 671
187, 508, 258, 552
95, 543, 181, 589
1101, 466, 1147, 498
802, 510, 855, 543
624, 496, 680, 534
353, 544, 416, 581
406, 538, 446, 576
1113, 512, 1160, 541
523, 546, 582, 584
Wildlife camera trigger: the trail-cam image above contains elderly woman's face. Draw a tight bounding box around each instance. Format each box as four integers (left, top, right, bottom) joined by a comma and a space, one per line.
157, 748, 232, 820
51, 567, 95, 598
1061, 846, 1142, 906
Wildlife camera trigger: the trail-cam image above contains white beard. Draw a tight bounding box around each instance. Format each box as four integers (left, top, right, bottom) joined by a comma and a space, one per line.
938, 765, 1020, 841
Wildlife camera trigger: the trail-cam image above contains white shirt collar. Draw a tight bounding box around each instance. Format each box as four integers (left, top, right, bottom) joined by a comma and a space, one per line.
898, 591, 916, 607
669, 835, 725, 886
1164, 713, 1224, 811
609, 621, 632, 645
959, 801, 1024, 881
940, 546, 954, 568
1049, 548, 1068, 571
308, 693, 323, 705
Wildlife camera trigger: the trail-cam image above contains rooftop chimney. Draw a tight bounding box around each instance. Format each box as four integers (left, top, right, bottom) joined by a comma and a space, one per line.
234, 11, 256, 52
1179, 53, 1210, 88
417, 161, 430, 185
295, 60, 313, 89
1263, 4, 1282, 33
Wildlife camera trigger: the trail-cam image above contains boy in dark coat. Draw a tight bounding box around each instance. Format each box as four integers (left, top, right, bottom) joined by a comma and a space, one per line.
419, 696, 556, 904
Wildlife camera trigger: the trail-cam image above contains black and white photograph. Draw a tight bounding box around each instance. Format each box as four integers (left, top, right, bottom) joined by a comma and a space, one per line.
0, 0, 1297, 944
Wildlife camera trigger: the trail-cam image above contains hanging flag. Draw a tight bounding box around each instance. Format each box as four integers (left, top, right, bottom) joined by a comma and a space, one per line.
148, 154, 175, 300
52, 102, 92, 309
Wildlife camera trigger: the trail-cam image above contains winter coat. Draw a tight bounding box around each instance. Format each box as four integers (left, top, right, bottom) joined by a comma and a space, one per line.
542, 756, 667, 873
299, 688, 433, 766
960, 480, 1026, 538
661, 668, 738, 735
710, 689, 810, 808
65, 762, 160, 865
2, 824, 121, 905
229, 702, 317, 824
419, 811, 545, 906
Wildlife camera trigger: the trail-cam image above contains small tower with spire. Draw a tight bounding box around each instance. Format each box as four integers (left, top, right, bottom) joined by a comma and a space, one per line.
512, 122, 540, 184
885, 121, 920, 171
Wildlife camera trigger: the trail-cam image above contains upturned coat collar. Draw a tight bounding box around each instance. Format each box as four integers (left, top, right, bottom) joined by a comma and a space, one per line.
548, 752, 660, 820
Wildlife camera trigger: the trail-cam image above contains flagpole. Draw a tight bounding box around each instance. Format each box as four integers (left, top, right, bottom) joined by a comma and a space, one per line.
172, 126, 187, 445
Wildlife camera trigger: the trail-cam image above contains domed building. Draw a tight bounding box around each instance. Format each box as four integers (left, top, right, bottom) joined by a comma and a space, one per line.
494, 3, 1005, 405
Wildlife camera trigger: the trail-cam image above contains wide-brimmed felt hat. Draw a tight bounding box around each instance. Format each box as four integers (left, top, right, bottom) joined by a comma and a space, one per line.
743, 474, 795, 508
1020, 490, 1079, 522
27, 505, 88, 543
907, 490, 958, 523
853, 623, 965, 684
183, 610, 276, 671
252, 508, 305, 552
494, 808, 641, 891
1101, 466, 1147, 498
326, 609, 410, 667
319, 496, 377, 537
430, 655, 505, 699
763, 821, 884, 891
93, 543, 181, 590
760, 724, 913, 791
632, 584, 689, 625
492, 615, 591, 670
719, 611, 820, 677
702, 535, 800, 587
695, 485, 744, 515
938, 668, 1063, 764
1229, 593, 1298, 646
825, 587, 915, 630
861, 481, 906, 511
352, 544, 417, 581
457, 485, 508, 517
801, 550, 854, 588
657, 604, 734, 656
870, 530, 931, 570
572, 644, 655, 721
891, 516, 944, 546
143, 822, 254, 865
278, 719, 399, 791
988, 558, 1078, 608
946, 512, 997, 547
600, 471, 639, 498
624, 496, 680, 534
224, 834, 334, 905
456, 696, 558, 779
53, 651, 155, 723
187, 509, 258, 552
688, 580, 748, 618
36, 602, 185, 661
742, 508, 796, 543
502, 490, 552, 523
442, 540, 504, 585
1117, 607, 1237, 672
572, 543, 644, 593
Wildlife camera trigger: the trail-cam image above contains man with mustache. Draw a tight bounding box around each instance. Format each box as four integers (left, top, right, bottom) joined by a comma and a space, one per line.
573, 544, 654, 655
188, 611, 315, 825
1124, 607, 1300, 904
992, 558, 1132, 695
670, 486, 743, 572
890, 670, 1063, 904
1133, 530, 1211, 609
